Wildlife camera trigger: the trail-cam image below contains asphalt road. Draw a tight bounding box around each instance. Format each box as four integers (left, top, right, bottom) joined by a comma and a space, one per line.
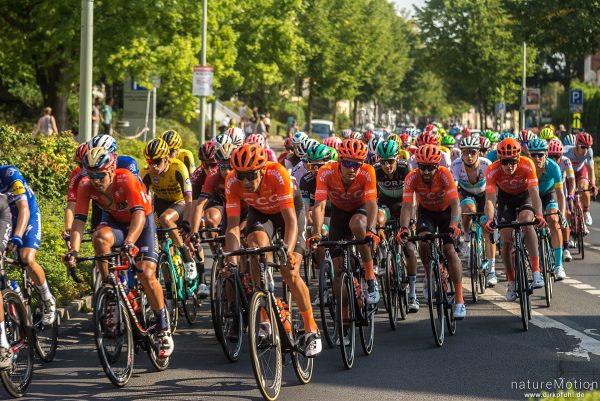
13, 203, 600, 401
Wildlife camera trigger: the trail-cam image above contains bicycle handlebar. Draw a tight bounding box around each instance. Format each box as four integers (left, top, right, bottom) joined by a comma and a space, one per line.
223, 240, 288, 262
317, 237, 372, 248
405, 232, 451, 242
200, 235, 226, 244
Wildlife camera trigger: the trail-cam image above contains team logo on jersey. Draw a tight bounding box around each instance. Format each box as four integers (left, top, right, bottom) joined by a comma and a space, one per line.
116, 201, 128, 210
153, 176, 160, 185
6, 168, 15, 177
185, 178, 191, 186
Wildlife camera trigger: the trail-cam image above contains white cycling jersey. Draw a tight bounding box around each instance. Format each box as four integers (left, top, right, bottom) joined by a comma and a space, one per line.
450, 157, 491, 195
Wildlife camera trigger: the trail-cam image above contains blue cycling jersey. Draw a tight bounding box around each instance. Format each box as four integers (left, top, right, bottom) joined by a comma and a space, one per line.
538, 158, 563, 195
116, 155, 140, 177
486, 149, 498, 163
0, 165, 39, 215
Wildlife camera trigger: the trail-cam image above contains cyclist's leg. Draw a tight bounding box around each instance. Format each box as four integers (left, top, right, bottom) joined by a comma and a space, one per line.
541, 191, 563, 270
460, 196, 476, 255
437, 208, 464, 306
157, 198, 196, 280
497, 190, 519, 295
576, 168, 591, 213
329, 205, 354, 320
415, 207, 435, 271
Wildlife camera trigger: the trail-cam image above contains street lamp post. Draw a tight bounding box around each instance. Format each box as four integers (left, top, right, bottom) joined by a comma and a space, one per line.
520, 42, 527, 131
78, 0, 94, 143
199, 0, 208, 145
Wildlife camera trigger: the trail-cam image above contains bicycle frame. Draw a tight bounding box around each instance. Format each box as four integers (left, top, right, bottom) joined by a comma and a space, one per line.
157, 228, 198, 300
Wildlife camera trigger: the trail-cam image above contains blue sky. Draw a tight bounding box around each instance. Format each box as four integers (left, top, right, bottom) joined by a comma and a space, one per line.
392, 0, 426, 14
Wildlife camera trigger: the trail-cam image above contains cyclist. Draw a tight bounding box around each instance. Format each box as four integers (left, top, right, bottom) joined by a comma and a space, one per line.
246, 134, 276, 161
374, 140, 419, 311
291, 137, 319, 184
162, 130, 196, 173
278, 137, 294, 165
224, 144, 322, 357
480, 136, 492, 158
527, 138, 566, 279
284, 131, 308, 172
141, 138, 197, 281
227, 127, 246, 148
548, 140, 576, 261
410, 131, 452, 168
310, 138, 381, 306
451, 136, 497, 286
484, 138, 546, 301
64, 147, 174, 357
0, 164, 55, 325
0, 193, 14, 367
300, 144, 333, 234
367, 136, 383, 164
397, 145, 466, 319
563, 131, 598, 226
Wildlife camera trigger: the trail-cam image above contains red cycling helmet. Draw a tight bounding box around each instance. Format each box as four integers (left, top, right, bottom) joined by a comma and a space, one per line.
198, 140, 217, 162
414, 144, 442, 164
75, 142, 88, 164
323, 136, 342, 150
361, 130, 374, 143
576, 131, 593, 147
417, 132, 438, 147
338, 138, 368, 161
424, 124, 437, 133
548, 140, 564, 156
231, 143, 268, 172
246, 133, 265, 147
461, 127, 471, 137
497, 138, 521, 159
399, 133, 410, 144
284, 137, 293, 150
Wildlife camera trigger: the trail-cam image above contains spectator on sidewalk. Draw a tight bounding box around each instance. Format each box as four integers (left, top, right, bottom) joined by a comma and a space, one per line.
264, 112, 271, 133
33, 107, 58, 136
256, 114, 267, 136
92, 98, 101, 137
101, 98, 114, 135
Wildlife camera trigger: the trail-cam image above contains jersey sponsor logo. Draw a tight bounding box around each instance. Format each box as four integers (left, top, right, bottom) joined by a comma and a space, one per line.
6, 168, 15, 177
379, 180, 404, 188
11, 181, 26, 196
253, 194, 280, 206
319, 169, 333, 182
271, 170, 285, 186
116, 200, 128, 210
330, 190, 364, 201
185, 178, 191, 186
153, 176, 160, 185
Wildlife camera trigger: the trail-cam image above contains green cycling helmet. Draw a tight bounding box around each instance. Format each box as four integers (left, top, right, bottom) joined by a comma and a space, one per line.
483, 130, 499, 143
306, 143, 333, 162
441, 135, 456, 146
527, 137, 548, 152
329, 147, 338, 161
539, 126, 555, 140
376, 140, 399, 159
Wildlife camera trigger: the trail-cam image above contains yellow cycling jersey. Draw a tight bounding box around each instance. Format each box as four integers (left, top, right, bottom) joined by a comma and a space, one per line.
398, 149, 410, 161
439, 146, 451, 155
141, 158, 192, 203
177, 149, 196, 174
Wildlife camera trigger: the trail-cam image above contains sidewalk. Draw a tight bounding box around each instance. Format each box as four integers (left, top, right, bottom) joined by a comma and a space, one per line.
268, 134, 285, 153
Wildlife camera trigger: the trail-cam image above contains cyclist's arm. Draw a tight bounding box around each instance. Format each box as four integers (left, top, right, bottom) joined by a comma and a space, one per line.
556, 184, 566, 216
64, 201, 76, 232
183, 191, 193, 224
365, 199, 378, 231
449, 197, 461, 227
191, 198, 208, 234
527, 185, 543, 216
587, 161, 597, 189
12, 199, 29, 238
70, 218, 86, 253
225, 215, 241, 263
311, 200, 326, 240
399, 197, 413, 228
484, 192, 496, 223
281, 207, 298, 253
124, 209, 145, 244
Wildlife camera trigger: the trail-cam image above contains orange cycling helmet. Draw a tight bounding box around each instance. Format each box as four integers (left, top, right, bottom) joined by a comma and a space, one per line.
497, 138, 521, 159
414, 144, 442, 164
231, 143, 268, 172
338, 138, 368, 161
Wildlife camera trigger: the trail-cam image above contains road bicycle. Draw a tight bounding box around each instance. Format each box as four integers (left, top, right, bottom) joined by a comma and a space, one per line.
463, 212, 487, 303
570, 188, 593, 260
0, 255, 34, 398
73, 250, 169, 387
317, 245, 337, 347
317, 237, 375, 369
406, 233, 456, 347
538, 212, 558, 308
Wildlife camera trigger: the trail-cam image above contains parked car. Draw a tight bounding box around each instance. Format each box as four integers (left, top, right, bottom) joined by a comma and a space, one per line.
308, 119, 334, 139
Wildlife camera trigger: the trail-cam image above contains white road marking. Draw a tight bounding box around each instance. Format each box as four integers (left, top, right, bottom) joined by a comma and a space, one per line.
572, 283, 596, 290
560, 278, 582, 284
482, 287, 600, 361
586, 290, 600, 295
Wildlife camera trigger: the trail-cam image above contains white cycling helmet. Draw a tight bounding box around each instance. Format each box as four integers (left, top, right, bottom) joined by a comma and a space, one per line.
88, 134, 117, 154
368, 137, 383, 155
340, 129, 353, 139
227, 127, 245, 147
298, 138, 319, 157
291, 131, 308, 146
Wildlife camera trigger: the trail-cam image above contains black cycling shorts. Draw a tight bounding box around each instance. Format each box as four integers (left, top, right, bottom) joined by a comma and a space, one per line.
458, 188, 486, 214
416, 206, 454, 245
153, 197, 184, 224
378, 194, 403, 220
496, 189, 534, 224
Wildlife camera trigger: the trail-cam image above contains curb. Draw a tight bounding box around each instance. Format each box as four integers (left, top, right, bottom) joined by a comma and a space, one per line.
56, 295, 92, 326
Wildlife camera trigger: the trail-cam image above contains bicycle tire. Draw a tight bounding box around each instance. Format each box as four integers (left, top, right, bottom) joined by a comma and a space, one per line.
539, 234, 551, 308
182, 278, 198, 325
397, 249, 408, 319
318, 259, 337, 348
302, 253, 314, 284
157, 252, 178, 333
469, 235, 478, 303
289, 296, 313, 385
514, 248, 528, 331
576, 206, 585, 259
214, 274, 243, 362
359, 271, 375, 356
384, 246, 399, 329
27, 284, 58, 363
248, 291, 282, 401
478, 229, 487, 294
93, 285, 134, 387
209, 259, 220, 341
427, 262, 444, 347
443, 267, 457, 336
546, 235, 555, 300
0, 289, 34, 398
138, 287, 170, 372
336, 271, 355, 369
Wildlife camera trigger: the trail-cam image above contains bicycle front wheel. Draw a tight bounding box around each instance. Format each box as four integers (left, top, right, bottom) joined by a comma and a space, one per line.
28, 285, 58, 363
0, 290, 34, 398
248, 291, 282, 401
539, 236, 551, 308
157, 252, 178, 333
93, 285, 134, 387
318, 259, 337, 348
182, 278, 199, 325
514, 249, 529, 331
288, 294, 313, 385
427, 263, 444, 347
214, 274, 243, 362
384, 246, 399, 329
336, 271, 355, 369
469, 236, 479, 303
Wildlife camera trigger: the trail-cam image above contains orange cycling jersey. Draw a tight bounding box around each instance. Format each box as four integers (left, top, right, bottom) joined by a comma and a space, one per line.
314, 162, 377, 212
486, 157, 538, 195
75, 168, 152, 223
402, 166, 458, 212
225, 162, 295, 217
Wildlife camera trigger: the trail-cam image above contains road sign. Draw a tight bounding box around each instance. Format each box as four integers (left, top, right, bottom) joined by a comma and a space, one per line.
193, 66, 214, 97
570, 89, 584, 113
495, 103, 506, 113
572, 113, 581, 129
526, 88, 540, 110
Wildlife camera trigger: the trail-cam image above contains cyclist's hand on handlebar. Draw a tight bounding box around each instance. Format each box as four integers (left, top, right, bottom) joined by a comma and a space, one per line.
122, 241, 139, 258
63, 250, 78, 268
365, 229, 380, 246
286, 252, 297, 269
592, 184, 599, 197
534, 213, 547, 229
448, 225, 461, 239
186, 232, 199, 252
306, 233, 322, 249
179, 221, 191, 235
61, 229, 71, 242
484, 220, 495, 234
396, 227, 409, 245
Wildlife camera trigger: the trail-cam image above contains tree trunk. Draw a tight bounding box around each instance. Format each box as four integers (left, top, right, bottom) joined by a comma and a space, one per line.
306, 78, 313, 134
332, 97, 338, 130
35, 64, 70, 131
353, 98, 359, 127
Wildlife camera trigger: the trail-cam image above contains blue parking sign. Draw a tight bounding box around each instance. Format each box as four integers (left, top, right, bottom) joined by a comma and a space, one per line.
570, 89, 583, 106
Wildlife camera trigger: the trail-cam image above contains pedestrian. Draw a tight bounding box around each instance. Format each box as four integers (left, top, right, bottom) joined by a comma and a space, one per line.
287, 119, 297, 137
92, 98, 101, 137
264, 112, 271, 133
101, 98, 114, 135
33, 107, 58, 136
256, 114, 267, 136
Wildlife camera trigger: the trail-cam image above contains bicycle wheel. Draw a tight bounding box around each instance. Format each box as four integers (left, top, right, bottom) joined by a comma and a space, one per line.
93, 285, 134, 387
427, 263, 444, 347
546, 236, 555, 300
443, 268, 456, 336
318, 259, 337, 348
209, 259, 220, 340
214, 274, 243, 362
384, 246, 399, 329
575, 205, 585, 259
477, 230, 487, 294
539, 235, 551, 308
182, 279, 198, 325
248, 291, 282, 401
302, 253, 313, 284
28, 284, 58, 363
288, 295, 313, 385
469, 235, 479, 303
336, 271, 355, 369
136, 289, 170, 372
0, 290, 34, 398
157, 252, 178, 333
514, 249, 528, 331
396, 249, 408, 320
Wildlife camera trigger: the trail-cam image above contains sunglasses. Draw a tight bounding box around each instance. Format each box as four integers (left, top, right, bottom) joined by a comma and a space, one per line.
203, 162, 217, 169
147, 158, 166, 166
529, 153, 546, 159
380, 159, 397, 166
218, 163, 232, 171
579, 145, 590, 149
340, 160, 363, 170
549, 155, 560, 160
462, 149, 478, 156
500, 158, 519, 166
417, 164, 438, 172
307, 163, 325, 171
88, 171, 108, 180
236, 170, 261, 181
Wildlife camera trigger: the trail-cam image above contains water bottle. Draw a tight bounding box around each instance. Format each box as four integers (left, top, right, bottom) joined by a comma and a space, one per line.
9, 280, 23, 299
